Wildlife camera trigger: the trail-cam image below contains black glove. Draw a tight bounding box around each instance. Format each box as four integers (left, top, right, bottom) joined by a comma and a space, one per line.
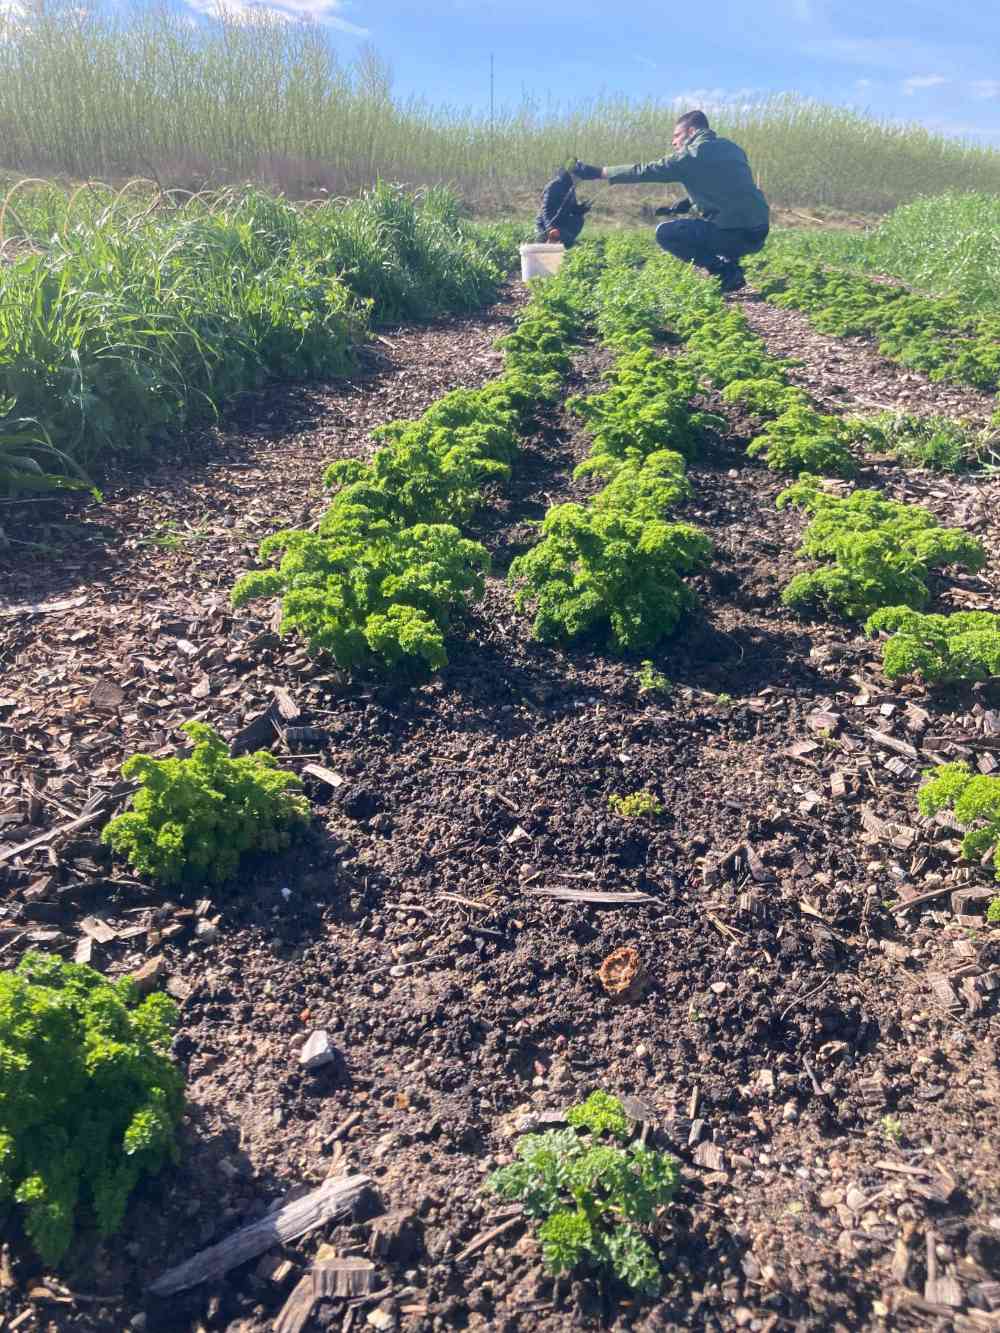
571, 160, 603, 181
654, 198, 692, 217
577, 199, 592, 215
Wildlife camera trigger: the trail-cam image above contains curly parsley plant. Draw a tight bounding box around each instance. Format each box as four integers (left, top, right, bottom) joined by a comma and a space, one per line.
777, 476, 985, 621
488, 1091, 677, 1297
0, 952, 183, 1266
918, 763, 1000, 883
103, 721, 309, 886
866, 607, 1000, 685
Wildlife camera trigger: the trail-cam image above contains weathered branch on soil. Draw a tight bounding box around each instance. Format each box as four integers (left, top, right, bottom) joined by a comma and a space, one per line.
148, 1173, 371, 1297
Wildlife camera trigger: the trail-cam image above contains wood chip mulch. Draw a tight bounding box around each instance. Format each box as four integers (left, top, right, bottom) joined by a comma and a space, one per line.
0, 287, 999, 1333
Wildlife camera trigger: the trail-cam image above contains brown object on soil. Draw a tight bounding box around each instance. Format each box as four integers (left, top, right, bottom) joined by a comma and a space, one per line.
598, 946, 644, 1000
149, 1173, 371, 1297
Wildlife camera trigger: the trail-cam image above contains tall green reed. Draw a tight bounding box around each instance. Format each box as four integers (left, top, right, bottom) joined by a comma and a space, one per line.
759, 193, 1000, 313
0, 185, 518, 494
2, 7, 1000, 214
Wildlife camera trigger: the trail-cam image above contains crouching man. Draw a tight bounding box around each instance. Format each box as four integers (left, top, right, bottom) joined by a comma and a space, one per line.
572, 110, 769, 291
535, 167, 591, 248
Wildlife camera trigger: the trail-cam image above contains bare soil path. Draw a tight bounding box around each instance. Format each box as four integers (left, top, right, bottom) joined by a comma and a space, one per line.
0, 290, 999, 1333
735, 292, 998, 423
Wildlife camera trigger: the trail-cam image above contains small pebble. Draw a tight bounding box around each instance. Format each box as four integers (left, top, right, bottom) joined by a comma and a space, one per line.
782, 1100, 799, 1123
367, 1309, 397, 1331
299, 1030, 335, 1071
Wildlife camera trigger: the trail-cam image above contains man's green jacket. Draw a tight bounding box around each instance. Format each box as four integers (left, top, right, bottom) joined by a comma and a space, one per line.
606, 130, 769, 232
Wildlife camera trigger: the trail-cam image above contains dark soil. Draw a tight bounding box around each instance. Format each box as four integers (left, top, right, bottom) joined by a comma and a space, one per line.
735, 294, 998, 424
1, 285, 999, 1333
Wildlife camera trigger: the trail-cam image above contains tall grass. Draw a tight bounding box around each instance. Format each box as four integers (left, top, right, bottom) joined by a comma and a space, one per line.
761, 194, 1000, 312
0, 184, 519, 495
2, 6, 1000, 214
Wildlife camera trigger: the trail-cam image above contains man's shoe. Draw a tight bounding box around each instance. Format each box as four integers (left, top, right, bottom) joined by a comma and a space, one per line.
718, 262, 746, 293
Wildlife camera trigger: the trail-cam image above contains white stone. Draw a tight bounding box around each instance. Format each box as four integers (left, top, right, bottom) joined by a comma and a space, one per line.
299, 1030, 335, 1071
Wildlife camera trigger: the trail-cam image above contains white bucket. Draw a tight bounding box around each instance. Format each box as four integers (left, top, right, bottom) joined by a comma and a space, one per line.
520, 243, 565, 281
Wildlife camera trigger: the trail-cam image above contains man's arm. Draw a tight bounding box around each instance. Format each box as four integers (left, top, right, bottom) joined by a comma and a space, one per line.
603, 154, 684, 185
571, 155, 686, 185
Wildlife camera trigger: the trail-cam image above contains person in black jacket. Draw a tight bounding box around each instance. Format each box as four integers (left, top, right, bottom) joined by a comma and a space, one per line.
535, 168, 591, 247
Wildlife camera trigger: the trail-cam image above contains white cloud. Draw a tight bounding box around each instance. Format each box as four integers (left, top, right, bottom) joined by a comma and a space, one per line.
970, 80, 1000, 100
186, 0, 367, 35
901, 74, 948, 96
671, 87, 771, 115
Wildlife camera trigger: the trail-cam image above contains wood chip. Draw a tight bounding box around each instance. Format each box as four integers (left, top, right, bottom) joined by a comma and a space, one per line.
904, 703, 930, 733
257, 1253, 295, 1283
190, 674, 212, 700
745, 843, 775, 885
893, 882, 955, 914
274, 1275, 314, 1333
860, 805, 917, 849
0, 595, 87, 618
926, 1275, 964, 1309
90, 680, 125, 711
807, 711, 842, 733
301, 763, 345, 789
960, 975, 985, 1014
0, 797, 117, 865
272, 688, 301, 722
454, 1213, 524, 1263
526, 887, 657, 905
783, 740, 820, 763
79, 916, 117, 944
880, 940, 911, 963
951, 887, 996, 916
891, 1232, 913, 1284
313, 1257, 377, 1298
131, 955, 166, 995
927, 974, 961, 1010
74, 937, 97, 966
692, 1141, 726, 1171
229, 712, 277, 756
865, 728, 920, 760
149, 1173, 370, 1296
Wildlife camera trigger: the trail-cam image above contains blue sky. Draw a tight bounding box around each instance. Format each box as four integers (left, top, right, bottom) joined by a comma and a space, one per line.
192, 0, 1000, 144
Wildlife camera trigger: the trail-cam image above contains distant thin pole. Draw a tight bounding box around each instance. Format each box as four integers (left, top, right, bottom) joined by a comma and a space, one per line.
489, 52, 496, 190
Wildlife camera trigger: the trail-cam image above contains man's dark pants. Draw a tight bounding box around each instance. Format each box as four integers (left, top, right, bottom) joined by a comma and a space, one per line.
654, 218, 769, 273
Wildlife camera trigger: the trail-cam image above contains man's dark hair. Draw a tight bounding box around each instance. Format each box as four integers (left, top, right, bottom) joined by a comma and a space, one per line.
675, 109, 709, 133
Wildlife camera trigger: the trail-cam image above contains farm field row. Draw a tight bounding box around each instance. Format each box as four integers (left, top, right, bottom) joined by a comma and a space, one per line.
745, 243, 1000, 401
750, 194, 1000, 317
0, 240, 999, 1332
0, 181, 519, 505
